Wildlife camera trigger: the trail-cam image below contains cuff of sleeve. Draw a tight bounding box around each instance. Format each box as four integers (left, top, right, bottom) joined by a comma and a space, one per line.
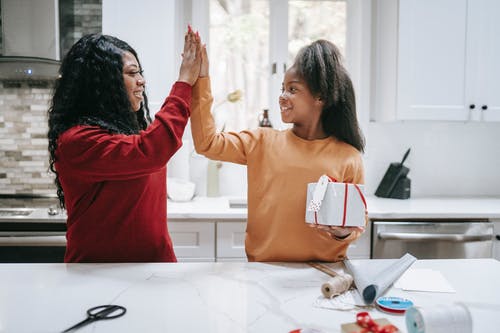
170, 81, 193, 106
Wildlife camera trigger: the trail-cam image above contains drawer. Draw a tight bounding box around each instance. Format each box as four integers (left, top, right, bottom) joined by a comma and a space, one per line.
169, 221, 215, 261
216, 222, 246, 260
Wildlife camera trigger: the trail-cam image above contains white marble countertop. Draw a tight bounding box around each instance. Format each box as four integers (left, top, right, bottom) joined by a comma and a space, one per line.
366, 196, 500, 219
167, 196, 500, 220
0, 259, 499, 332
2, 196, 500, 223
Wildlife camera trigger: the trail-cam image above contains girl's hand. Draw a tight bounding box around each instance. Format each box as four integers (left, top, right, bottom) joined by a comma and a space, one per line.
310, 224, 365, 240
178, 25, 202, 85
200, 43, 209, 77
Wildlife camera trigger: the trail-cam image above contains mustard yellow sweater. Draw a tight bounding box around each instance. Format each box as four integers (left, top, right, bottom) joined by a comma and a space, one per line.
191, 77, 365, 262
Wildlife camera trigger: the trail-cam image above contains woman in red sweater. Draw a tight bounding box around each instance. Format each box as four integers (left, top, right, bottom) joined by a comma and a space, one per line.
47, 29, 201, 263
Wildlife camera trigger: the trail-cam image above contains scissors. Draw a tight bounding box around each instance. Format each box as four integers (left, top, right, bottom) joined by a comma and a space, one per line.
62, 304, 126, 332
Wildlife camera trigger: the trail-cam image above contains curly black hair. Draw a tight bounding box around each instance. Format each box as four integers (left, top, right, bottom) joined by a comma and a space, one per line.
48, 33, 152, 208
292, 39, 365, 153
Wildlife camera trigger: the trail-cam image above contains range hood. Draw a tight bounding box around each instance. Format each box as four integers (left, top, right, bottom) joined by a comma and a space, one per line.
0, 0, 61, 81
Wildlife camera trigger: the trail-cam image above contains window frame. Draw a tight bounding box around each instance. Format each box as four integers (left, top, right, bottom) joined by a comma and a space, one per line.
177, 0, 371, 130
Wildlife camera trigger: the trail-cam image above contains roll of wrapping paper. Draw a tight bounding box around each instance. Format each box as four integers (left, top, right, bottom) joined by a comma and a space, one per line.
321, 274, 353, 298
405, 303, 472, 333
344, 253, 417, 305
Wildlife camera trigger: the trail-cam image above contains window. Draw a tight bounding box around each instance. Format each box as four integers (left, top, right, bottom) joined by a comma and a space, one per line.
208, 0, 347, 131
288, 1, 346, 63
209, 0, 269, 131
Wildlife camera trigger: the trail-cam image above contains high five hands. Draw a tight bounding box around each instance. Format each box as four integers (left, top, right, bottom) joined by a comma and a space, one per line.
178, 25, 202, 86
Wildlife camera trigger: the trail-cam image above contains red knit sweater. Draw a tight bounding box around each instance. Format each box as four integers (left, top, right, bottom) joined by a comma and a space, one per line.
56, 82, 191, 263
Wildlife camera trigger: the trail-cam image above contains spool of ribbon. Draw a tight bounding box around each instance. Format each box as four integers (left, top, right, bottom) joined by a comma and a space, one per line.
321, 273, 353, 298
405, 303, 472, 333
355, 312, 399, 333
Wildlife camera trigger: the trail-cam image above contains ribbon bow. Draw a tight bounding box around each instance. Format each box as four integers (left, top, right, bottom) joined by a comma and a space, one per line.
352, 312, 399, 333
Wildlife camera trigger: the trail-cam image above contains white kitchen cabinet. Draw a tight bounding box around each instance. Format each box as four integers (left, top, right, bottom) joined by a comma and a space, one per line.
216, 221, 247, 261
395, 0, 500, 121
169, 221, 215, 262
346, 221, 371, 259
493, 220, 500, 261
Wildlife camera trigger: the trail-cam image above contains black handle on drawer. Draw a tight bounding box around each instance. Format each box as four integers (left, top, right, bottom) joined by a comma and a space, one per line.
482, 105, 488, 110
496, 235, 500, 241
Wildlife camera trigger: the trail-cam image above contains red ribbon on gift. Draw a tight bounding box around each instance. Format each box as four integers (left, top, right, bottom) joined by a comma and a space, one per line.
351, 312, 399, 333
313, 176, 367, 227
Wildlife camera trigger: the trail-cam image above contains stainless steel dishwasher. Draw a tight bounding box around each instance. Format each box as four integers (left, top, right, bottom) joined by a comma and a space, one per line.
371, 220, 493, 259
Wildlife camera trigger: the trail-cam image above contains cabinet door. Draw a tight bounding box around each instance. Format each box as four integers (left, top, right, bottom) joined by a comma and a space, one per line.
346, 220, 371, 259
216, 221, 247, 261
469, 0, 500, 121
397, 0, 471, 120
169, 221, 215, 262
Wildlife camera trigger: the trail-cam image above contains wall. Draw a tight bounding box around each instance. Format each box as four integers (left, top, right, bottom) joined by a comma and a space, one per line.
102, 0, 176, 113
364, 121, 500, 197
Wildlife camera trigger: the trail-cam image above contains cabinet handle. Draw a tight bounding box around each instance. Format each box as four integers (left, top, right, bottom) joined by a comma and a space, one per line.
481, 105, 488, 110
377, 232, 491, 242
0, 235, 66, 246
469, 104, 475, 109
496, 235, 500, 241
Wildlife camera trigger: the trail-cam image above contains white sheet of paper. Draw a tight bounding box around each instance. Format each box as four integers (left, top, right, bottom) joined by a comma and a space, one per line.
394, 268, 456, 293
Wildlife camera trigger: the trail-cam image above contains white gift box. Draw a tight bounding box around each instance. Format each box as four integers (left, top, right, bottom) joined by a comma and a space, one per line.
305, 175, 367, 227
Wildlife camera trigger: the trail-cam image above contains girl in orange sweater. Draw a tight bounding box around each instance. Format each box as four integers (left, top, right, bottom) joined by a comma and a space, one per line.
191, 40, 365, 262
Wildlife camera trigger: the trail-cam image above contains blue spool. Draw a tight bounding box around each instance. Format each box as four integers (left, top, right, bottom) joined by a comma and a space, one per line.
376, 296, 414, 314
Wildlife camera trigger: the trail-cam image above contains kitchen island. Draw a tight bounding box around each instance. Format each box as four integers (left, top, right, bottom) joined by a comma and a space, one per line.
1, 258, 499, 332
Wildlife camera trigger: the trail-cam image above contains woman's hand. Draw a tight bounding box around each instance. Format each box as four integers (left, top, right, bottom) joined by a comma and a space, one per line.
200, 43, 209, 78
178, 25, 202, 86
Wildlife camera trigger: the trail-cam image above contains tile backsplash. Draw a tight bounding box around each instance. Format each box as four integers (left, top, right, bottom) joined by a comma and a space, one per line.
0, 81, 55, 194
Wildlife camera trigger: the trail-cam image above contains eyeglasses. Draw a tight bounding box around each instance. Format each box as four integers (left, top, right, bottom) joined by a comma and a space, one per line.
124, 70, 144, 79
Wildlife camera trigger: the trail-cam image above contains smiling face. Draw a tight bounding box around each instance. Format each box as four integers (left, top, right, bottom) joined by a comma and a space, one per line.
122, 51, 145, 112
279, 67, 324, 127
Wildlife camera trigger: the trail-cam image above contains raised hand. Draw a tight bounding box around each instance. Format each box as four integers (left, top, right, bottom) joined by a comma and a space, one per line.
178, 25, 202, 86
200, 43, 209, 78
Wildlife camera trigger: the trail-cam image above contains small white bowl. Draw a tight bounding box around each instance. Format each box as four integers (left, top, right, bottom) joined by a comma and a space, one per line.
167, 178, 196, 202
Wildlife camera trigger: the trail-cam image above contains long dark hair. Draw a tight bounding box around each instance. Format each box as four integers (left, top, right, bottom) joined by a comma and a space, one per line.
48, 33, 152, 208
292, 39, 365, 152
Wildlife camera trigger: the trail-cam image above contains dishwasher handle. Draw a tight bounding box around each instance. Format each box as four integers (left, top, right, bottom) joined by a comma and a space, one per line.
378, 232, 492, 242
0, 235, 67, 246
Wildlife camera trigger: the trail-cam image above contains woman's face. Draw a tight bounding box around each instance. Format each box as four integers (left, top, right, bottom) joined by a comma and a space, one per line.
122, 51, 145, 112
279, 67, 323, 125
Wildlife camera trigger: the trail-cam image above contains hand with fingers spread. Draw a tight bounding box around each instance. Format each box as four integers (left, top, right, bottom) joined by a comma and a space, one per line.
178, 25, 202, 86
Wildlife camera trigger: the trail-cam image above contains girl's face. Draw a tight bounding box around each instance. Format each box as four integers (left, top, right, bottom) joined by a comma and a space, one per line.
122, 51, 145, 112
279, 67, 323, 125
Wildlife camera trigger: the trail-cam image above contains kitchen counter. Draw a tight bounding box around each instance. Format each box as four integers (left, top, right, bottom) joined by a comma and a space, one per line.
2, 196, 500, 223
167, 196, 500, 220
0, 258, 499, 332
366, 196, 500, 219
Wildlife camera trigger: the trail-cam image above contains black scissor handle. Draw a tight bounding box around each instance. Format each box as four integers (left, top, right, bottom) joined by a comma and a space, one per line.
87, 305, 126, 320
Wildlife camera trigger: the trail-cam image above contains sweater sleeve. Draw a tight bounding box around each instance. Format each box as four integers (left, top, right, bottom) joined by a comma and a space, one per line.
344, 151, 365, 185
57, 81, 192, 181
191, 77, 260, 165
